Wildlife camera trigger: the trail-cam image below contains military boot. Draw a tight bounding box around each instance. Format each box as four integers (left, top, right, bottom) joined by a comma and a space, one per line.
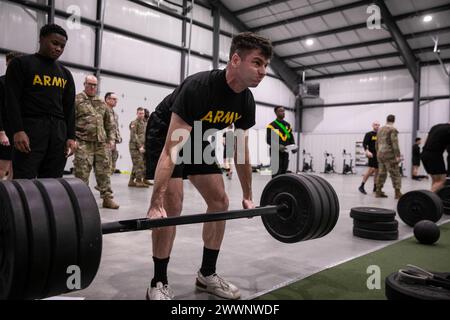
128, 178, 136, 187
135, 179, 149, 188
375, 188, 388, 198
103, 198, 120, 209
395, 189, 403, 200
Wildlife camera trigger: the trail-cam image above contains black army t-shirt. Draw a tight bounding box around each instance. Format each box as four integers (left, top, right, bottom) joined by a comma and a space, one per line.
363, 131, 377, 155
149, 68, 256, 140
423, 123, 450, 154
5, 53, 76, 139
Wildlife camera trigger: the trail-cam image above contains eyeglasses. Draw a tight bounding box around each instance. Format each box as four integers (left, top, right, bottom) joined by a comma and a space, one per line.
85, 83, 97, 87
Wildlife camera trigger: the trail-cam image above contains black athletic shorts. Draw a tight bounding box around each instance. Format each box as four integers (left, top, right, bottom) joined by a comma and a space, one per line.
146, 136, 222, 180
368, 155, 378, 169
0, 145, 12, 161
412, 156, 421, 167
421, 150, 446, 175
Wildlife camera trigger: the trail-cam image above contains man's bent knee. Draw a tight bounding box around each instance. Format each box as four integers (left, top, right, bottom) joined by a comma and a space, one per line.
207, 194, 229, 212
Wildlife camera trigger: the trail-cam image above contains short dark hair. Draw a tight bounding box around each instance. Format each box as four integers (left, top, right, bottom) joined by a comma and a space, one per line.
415, 137, 421, 142
229, 32, 273, 60
274, 106, 284, 113
137, 107, 144, 112
105, 92, 115, 100
40, 24, 68, 40
387, 114, 395, 123
6, 51, 22, 63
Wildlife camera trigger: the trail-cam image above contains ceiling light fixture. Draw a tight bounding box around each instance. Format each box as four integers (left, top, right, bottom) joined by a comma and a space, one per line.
423, 15, 433, 23
305, 39, 314, 46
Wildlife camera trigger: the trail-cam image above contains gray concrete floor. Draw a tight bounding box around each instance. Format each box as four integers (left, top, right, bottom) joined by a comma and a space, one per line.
62, 171, 449, 300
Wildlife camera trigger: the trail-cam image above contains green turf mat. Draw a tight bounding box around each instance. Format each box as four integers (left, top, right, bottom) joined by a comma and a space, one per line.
258, 221, 450, 300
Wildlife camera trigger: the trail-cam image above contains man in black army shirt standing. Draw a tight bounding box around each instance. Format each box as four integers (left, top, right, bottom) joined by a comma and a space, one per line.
5, 24, 76, 179
359, 121, 380, 194
144, 32, 272, 300
266, 106, 296, 178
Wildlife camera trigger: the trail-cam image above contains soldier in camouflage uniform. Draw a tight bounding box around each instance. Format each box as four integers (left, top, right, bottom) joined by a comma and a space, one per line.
129, 107, 148, 188
74, 75, 120, 209
105, 92, 122, 174
375, 114, 403, 199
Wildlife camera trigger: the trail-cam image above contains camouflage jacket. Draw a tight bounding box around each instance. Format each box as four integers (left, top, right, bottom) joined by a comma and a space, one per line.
75, 92, 115, 143
376, 124, 400, 160
129, 118, 146, 149
110, 108, 122, 144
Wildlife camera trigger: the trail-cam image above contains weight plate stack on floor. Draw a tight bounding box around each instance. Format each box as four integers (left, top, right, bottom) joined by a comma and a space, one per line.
354, 219, 399, 232
260, 173, 339, 243
0, 182, 30, 300
350, 207, 398, 240
437, 186, 450, 215
397, 190, 443, 227
385, 272, 450, 300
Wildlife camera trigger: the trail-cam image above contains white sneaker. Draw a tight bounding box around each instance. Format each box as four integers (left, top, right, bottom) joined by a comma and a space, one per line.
146, 282, 174, 300
196, 271, 241, 299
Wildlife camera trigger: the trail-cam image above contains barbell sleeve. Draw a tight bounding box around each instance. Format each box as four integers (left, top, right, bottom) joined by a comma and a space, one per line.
101, 205, 286, 235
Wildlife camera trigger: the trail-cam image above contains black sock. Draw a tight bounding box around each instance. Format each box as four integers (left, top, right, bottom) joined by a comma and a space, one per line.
151, 256, 170, 287
200, 247, 220, 277
360, 182, 365, 188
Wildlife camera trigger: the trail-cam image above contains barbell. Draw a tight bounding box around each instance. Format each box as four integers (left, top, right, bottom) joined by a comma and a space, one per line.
0, 173, 339, 300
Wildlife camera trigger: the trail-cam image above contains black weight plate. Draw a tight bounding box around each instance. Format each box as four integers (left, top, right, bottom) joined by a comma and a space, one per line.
33, 179, 79, 298
437, 186, 450, 201
260, 173, 322, 243
385, 272, 450, 300
353, 227, 398, 241
397, 190, 443, 227
353, 219, 398, 232
307, 174, 339, 237
443, 206, 450, 215
350, 207, 396, 222
0, 182, 29, 300
296, 174, 326, 239
437, 186, 450, 216
13, 180, 51, 300
58, 178, 102, 290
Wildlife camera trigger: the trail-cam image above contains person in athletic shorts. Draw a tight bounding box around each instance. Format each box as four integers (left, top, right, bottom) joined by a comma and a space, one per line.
421, 122, 450, 192
359, 121, 380, 194
144, 32, 272, 300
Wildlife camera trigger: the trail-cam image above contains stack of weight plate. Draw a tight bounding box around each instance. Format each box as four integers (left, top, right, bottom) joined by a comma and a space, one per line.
350, 207, 399, 240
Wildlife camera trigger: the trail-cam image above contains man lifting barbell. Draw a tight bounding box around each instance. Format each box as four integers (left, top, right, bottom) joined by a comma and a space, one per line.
144, 32, 272, 300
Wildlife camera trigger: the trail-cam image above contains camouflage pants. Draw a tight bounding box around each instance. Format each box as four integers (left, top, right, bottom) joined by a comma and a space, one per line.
376, 158, 402, 190
130, 147, 145, 180
110, 148, 119, 174
74, 140, 114, 199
